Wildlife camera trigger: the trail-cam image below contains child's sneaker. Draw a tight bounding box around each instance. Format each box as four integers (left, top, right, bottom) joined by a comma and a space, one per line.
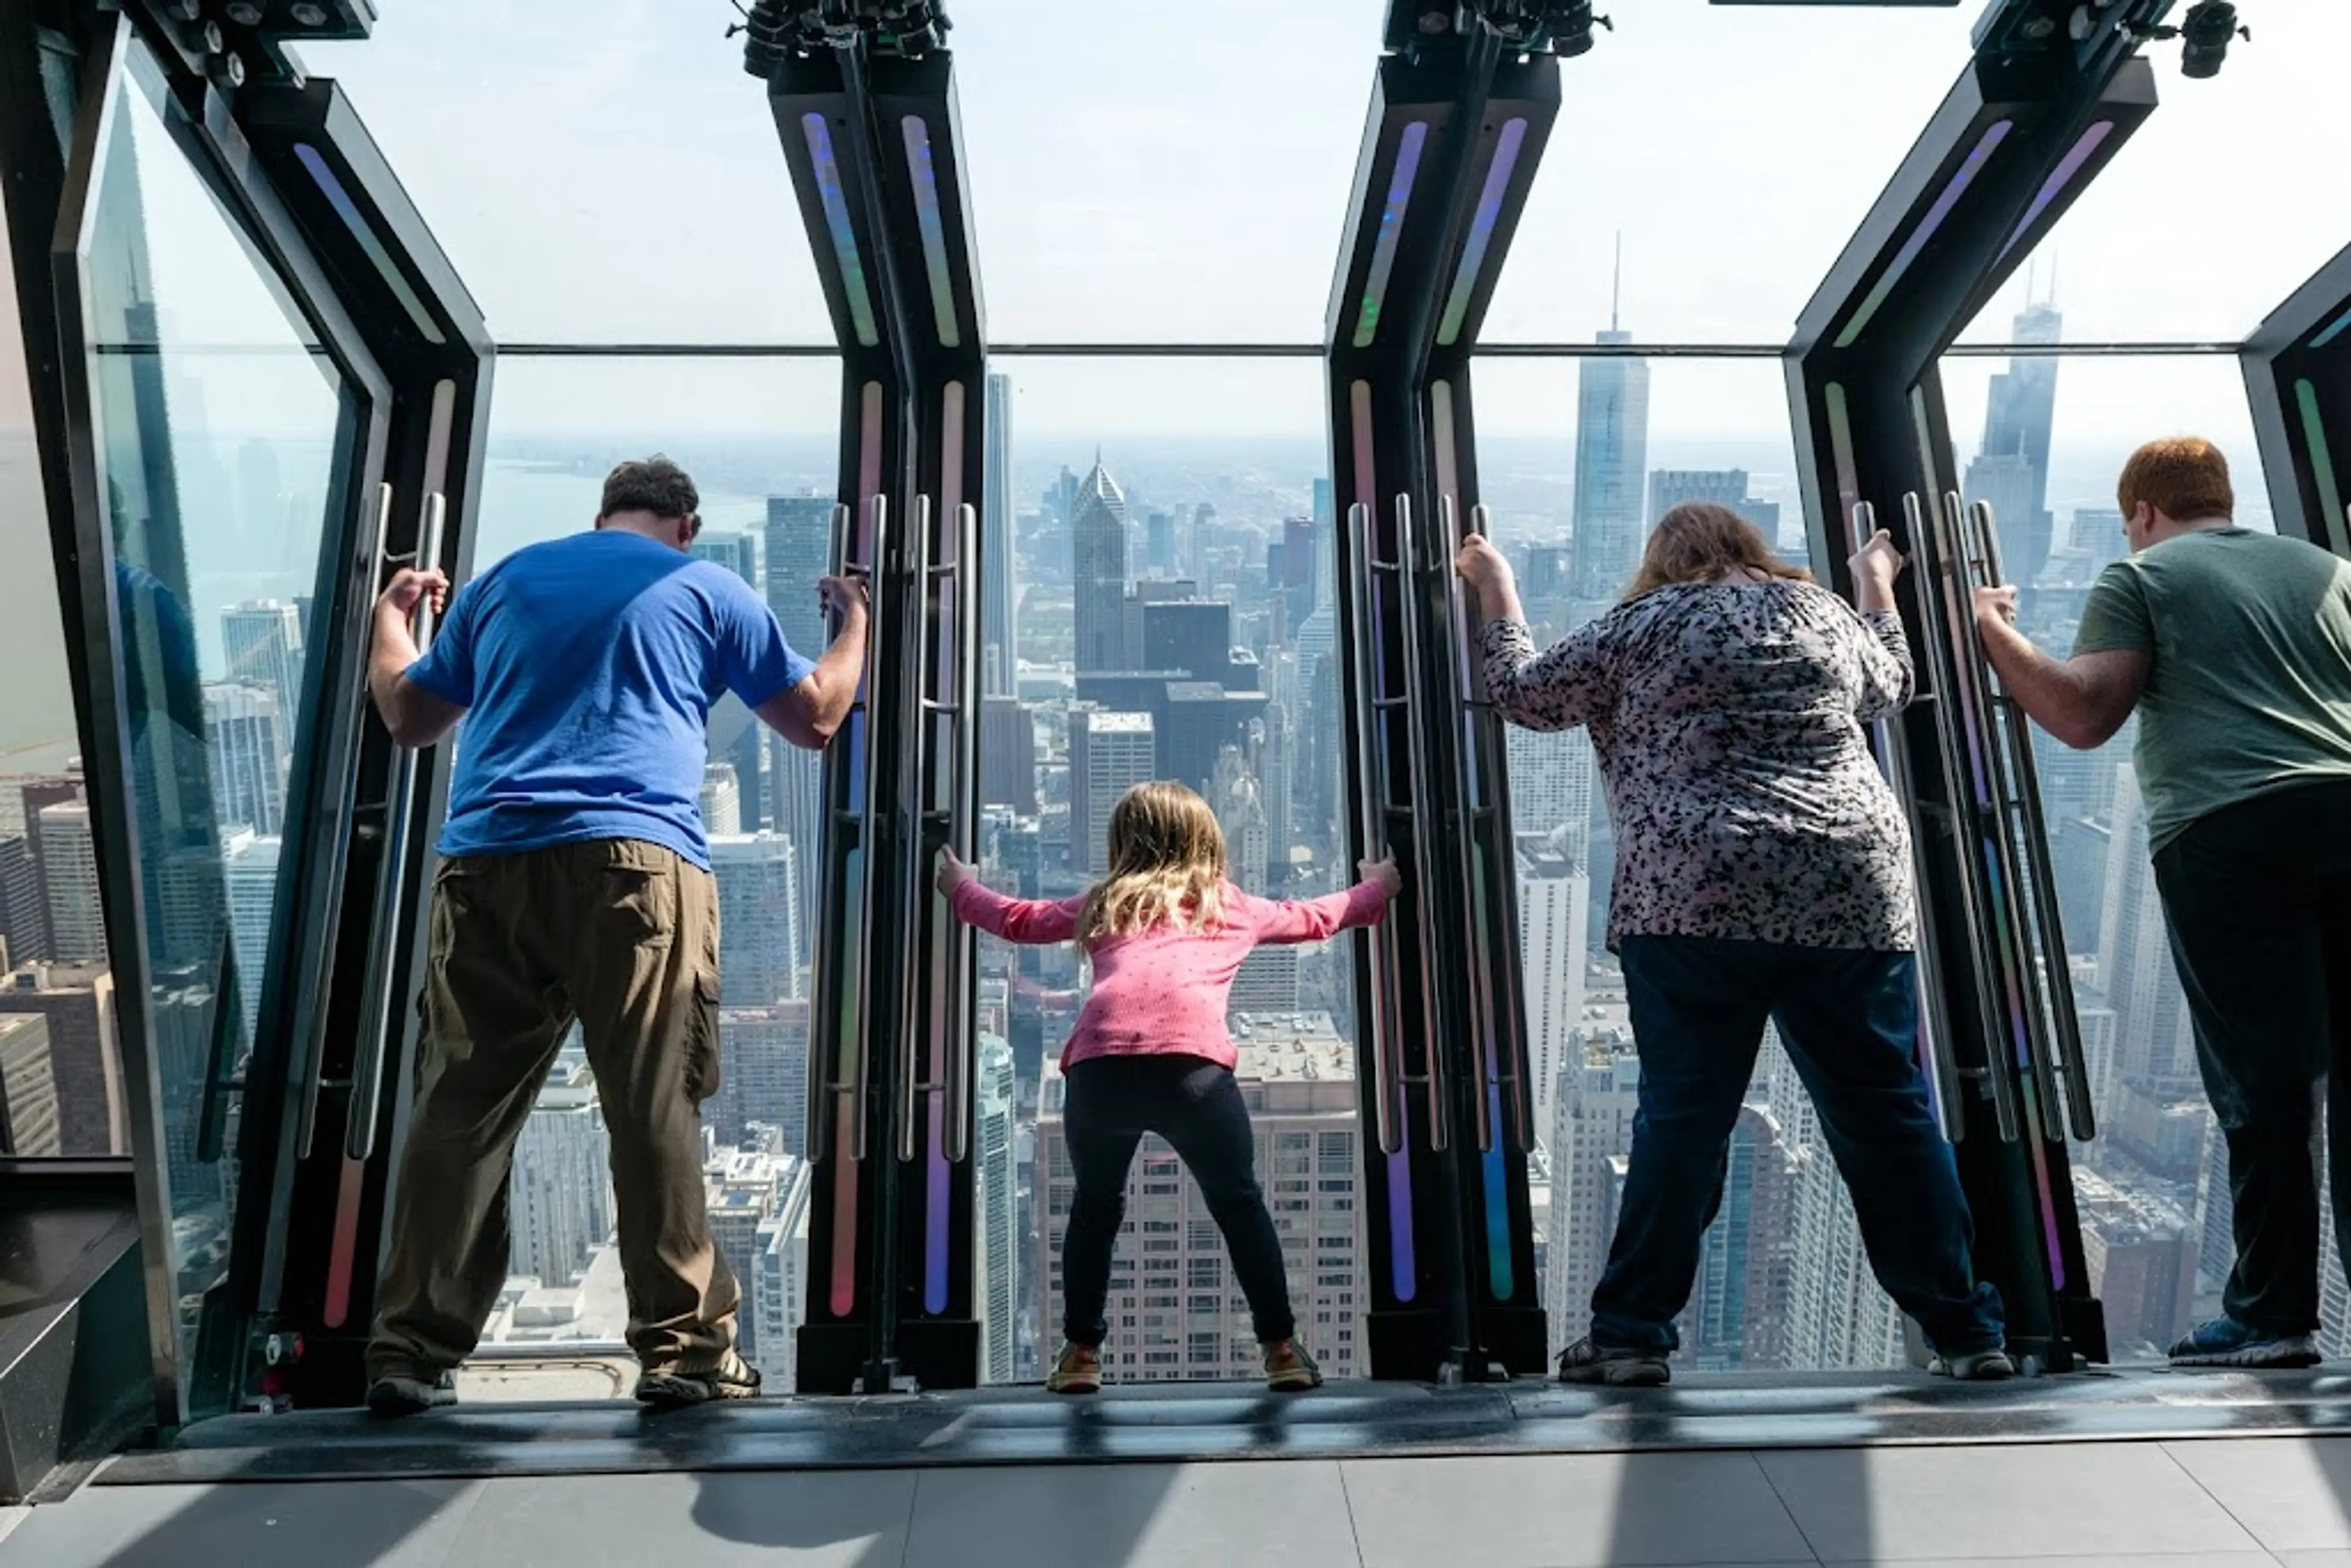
1557, 1337, 1670, 1387
1263, 1340, 1322, 1392
1048, 1341, 1103, 1395
2168, 1316, 2322, 1370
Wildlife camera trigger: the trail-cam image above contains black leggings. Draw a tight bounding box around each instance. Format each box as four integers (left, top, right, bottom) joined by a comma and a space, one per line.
1060, 1054, 1295, 1349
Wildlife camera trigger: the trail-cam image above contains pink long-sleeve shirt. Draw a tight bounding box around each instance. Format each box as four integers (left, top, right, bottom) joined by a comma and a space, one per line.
947, 877, 1390, 1070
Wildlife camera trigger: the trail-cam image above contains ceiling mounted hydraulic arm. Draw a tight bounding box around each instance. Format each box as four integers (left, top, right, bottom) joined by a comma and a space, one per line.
2244, 242, 2351, 559
1782, 2, 2174, 1375
762, 24, 988, 1397
1325, 23, 1560, 1384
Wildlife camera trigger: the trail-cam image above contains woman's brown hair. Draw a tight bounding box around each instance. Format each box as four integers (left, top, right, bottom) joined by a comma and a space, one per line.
1622, 503, 1812, 601
1077, 782, 1229, 942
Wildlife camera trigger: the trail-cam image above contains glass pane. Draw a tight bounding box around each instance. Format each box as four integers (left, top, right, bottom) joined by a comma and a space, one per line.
1957, 7, 2351, 345
1485, 1, 1977, 345
296, 8, 828, 345
78, 56, 358, 1366
0, 142, 113, 1162
974, 357, 1361, 1383
1937, 353, 2270, 1362
956, 3, 1375, 342
454, 356, 841, 1400
1475, 356, 1909, 1371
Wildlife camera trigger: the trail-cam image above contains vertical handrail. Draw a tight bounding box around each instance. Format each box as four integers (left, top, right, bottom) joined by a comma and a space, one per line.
342, 491, 446, 1162
1433, 497, 1495, 1155
1936, 491, 2065, 1145
1392, 495, 1452, 1154
1850, 500, 1966, 1144
1462, 501, 1535, 1152
299, 480, 388, 1160
1347, 502, 1405, 1157
896, 496, 936, 1167
1903, 490, 2023, 1144
1965, 501, 2096, 1143
941, 501, 980, 1164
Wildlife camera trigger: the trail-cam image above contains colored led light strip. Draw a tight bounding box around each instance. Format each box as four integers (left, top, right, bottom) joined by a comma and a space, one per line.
1826, 384, 1860, 527
902, 116, 961, 350
2297, 381, 2348, 553
1835, 121, 2013, 350
1438, 119, 1527, 348
1473, 859, 1512, 1300
2312, 307, 2351, 351
1355, 123, 1429, 349
1996, 120, 2113, 265
294, 144, 444, 345
923, 381, 969, 1316
804, 113, 880, 348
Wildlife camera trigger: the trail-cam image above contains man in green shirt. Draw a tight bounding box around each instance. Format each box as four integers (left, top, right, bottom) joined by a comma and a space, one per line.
1976, 436, 2351, 1370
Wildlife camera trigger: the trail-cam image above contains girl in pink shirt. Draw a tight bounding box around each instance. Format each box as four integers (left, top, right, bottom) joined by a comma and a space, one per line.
938, 781, 1399, 1394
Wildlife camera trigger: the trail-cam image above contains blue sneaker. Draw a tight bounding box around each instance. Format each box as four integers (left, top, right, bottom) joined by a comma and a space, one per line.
2167, 1316, 2320, 1370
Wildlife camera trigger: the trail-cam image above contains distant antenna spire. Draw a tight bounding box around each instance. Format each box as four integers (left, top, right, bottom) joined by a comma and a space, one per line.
2025, 256, 2038, 307
2048, 247, 2061, 307
1611, 231, 1622, 332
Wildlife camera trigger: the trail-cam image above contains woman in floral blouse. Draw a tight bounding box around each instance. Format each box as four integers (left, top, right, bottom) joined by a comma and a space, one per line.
1458, 503, 2011, 1387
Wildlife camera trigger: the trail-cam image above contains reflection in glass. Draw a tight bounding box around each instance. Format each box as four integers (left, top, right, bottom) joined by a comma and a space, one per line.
1477, 356, 1907, 1372
1941, 354, 2272, 1362
78, 59, 356, 1373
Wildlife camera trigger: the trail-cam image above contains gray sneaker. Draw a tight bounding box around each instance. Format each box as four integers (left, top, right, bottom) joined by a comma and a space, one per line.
366, 1368, 457, 1416
635, 1350, 762, 1409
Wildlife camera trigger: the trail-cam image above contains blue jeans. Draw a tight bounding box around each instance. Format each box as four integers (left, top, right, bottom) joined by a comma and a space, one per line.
1590, 936, 2004, 1357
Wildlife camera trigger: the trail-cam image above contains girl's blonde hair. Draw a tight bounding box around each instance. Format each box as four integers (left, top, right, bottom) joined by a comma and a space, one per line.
1624, 502, 1812, 601
1078, 781, 1228, 942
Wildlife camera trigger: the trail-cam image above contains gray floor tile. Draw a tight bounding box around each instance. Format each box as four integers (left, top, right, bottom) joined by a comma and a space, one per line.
2276, 1553, 2351, 1566
1340, 1450, 1813, 1568
446, 1470, 917, 1567
2164, 1437, 2351, 1551
902, 1461, 1361, 1568
0, 1510, 22, 1547
1820, 1556, 2276, 1568
0, 1479, 482, 1567
1758, 1442, 2262, 1562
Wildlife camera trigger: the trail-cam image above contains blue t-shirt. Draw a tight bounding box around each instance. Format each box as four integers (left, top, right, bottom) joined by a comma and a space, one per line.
408, 530, 817, 868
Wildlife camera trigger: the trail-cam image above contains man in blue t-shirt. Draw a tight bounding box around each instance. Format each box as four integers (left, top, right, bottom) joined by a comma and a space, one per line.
359, 456, 866, 1414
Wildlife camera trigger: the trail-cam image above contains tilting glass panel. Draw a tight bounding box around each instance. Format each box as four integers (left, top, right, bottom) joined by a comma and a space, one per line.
1474, 355, 1909, 1373
973, 356, 1362, 1383
451, 354, 839, 1401
1938, 351, 2270, 1362
76, 59, 359, 1366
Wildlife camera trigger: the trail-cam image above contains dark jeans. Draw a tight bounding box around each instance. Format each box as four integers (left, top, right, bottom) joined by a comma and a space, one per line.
1592, 936, 2005, 1357
1060, 1054, 1296, 1349
2153, 779, 2351, 1338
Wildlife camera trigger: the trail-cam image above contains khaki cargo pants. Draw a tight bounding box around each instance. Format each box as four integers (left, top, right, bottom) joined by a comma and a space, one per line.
367, 838, 734, 1382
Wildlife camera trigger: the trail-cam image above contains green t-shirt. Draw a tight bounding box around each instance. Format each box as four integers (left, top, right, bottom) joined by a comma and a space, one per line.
2072, 528, 2351, 853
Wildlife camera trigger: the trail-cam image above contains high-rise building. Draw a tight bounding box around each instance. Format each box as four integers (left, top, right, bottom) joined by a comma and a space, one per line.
1964, 299, 2061, 588
715, 1002, 811, 1155
704, 1147, 797, 1368
700, 762, 743, 838
1517, 847, 1591, 1146
0, 834, 43, 966
220, 830, 280, 1046
710, 832, 802, 1006
1681, 1103, 1801, 1370
689, 529, 759, 587
752, 1157, 814, 1389
983, 372, 1019, 696
2098, 766, 2196, 1089
36, 801, 106, 966
1068, 710, 1153, 877
1647, 468, 1781, 542
1505, 727, 1597, 874
15, 775, 80, 961
203, 683, 285, 835
765, 495, 836, 955
0, 962, 119, 1155
1546, 1026, 1641, 1359
974, 1032, 1019, 1382
1567, 278, 1652, 602
220, 600, 305, 726
1071, 458, 1129, 673
0, 1012, 61, 1157
981, 696, 1039, 813
507, 1065, 613, 1291
1037, 1015, 1363, 1382
2074, 1167, 2195, 1354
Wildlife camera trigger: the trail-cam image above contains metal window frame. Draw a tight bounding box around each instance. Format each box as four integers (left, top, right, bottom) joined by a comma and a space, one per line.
2244, 242, 2351, 560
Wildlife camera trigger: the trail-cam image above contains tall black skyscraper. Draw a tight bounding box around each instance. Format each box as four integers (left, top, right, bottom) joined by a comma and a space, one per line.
1965, 298, 2061, 589
982, 372, 1019, 695
1071, 456, 1128, 674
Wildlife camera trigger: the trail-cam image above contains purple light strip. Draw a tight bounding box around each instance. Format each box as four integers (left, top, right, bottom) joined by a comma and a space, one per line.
1438, 119, 1528, 348
1836, 121, 2014, 349
1355, 123, 1429, 349
1997, 121, 2114, 266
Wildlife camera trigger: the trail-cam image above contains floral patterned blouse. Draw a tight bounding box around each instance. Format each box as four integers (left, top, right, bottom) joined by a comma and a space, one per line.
1482, 579, 1916, 952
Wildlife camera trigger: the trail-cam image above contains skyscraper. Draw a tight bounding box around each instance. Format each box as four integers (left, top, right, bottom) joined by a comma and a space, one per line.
765, 495, 836, 953
974, 1032, 1019, 1382
983, 372, 1019, 695
36, 802, 105, 966
1568, 256, 1652, 602
1547, 1029, 1640, 1360
752, 1161, 813, 1390
1648, 468, 1781, 542
710, 831, 802, 1007
1964, 298, 2061, 588
0, 835, 43, 965
204, 683, 286, 835
700, 762, 743, 838
1071, 457, 1129, 674
689, 529, 759, 586
0, 1013, 61, 1157
220, 830, 280, 1046
716, 1002, 810, 1154
220, 600, 305, 726
507, 1065, 612, 1290
1518, 847, 1591, 1145
0, 962, 119, 1155
1068, 710, 1153, 877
